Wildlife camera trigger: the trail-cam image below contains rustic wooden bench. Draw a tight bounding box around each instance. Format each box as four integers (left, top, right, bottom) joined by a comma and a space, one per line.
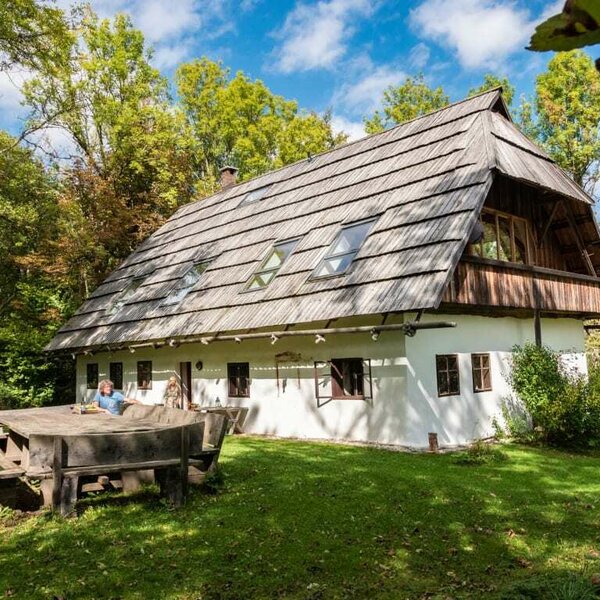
122, 405, 229, 475
0, 453, 24, 508
27, 421, 204, 516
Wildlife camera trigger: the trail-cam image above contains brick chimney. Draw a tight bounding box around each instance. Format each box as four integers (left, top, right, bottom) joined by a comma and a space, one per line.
219, 165, 238, 190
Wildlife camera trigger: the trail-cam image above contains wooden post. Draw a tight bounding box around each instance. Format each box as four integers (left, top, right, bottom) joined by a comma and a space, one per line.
60, 476, 79, 517
428, 432, 439, 453
52, 436, 63, 511
564, 201, 596, 276
180, 425, 190, 501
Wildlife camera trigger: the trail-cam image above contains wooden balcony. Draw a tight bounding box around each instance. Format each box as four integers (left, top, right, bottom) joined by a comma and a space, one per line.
442, 256, 600, 316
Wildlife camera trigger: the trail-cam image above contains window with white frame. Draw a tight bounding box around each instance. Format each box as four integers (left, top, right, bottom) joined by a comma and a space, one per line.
163, 261, 211, 306
239, 185, 270, 206
311, 218, 376, 279
106, 276, 148, 315
246, 238, 299, 290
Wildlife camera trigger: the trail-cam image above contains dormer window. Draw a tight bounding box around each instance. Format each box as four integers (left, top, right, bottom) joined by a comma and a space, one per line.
163, 261, 210, 306
311, 218, 376, 279
246, 239, 299, 290
240, 185, 270, 206
106, 276, 147, 315
470, 208, 531, 264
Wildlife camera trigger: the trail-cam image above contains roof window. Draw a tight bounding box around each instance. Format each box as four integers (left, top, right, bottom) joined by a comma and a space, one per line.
106, 276, 147, 315
163, 261, 211, 306
246, 239, 299, 290
311, 218, 376, 279
240, 185, 270, 206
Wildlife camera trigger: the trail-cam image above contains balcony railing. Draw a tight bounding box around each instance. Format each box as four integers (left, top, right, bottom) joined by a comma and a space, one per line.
442, 256, 600, 315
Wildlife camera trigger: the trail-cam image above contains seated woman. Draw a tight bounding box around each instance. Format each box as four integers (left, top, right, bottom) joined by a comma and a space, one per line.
93, 379, 140, 415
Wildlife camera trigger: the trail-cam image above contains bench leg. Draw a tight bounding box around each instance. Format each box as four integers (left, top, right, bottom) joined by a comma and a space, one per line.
59, 476, 79, 517
40, 479, 53, 507
156, 467, 185, 507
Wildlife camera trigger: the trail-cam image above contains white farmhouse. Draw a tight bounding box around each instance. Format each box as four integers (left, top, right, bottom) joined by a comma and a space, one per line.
47, 89, 600, 448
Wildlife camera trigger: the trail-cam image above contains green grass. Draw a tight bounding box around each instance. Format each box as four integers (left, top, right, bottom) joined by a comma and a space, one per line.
1, 438, 600, 599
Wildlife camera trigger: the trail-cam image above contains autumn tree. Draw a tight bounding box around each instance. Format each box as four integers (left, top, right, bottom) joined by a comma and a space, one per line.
0, 131, 72, 408
519, 50, 600, 195
468, 73, 515, 108
176, 57, 346, 190
22, 10, 195, 292
363, 73, 449, 134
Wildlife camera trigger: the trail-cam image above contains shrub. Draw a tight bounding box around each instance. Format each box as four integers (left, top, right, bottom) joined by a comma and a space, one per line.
508, 344, 600, 448
452, 439, 508, 465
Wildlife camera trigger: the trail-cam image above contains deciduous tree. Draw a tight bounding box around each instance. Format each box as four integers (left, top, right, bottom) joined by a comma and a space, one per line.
363, 73, 449, 134
176, 58, 346, 188
468, 73, 515, 109
22, 10, 195, 286
520, 50, 600, 194
0, 0, 71, 73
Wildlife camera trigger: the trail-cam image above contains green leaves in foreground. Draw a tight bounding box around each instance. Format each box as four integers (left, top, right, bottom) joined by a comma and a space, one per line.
529, 0, 600, 53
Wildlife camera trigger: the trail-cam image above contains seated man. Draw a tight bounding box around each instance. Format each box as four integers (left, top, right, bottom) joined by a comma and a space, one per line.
93, 379, 140, 415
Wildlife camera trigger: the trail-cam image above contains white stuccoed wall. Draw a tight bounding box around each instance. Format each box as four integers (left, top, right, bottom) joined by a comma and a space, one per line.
76, 314, 587, 448
404, 313, 587, 447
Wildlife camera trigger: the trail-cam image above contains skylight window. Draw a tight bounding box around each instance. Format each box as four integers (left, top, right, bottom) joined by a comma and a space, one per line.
311, 218, 376, 279
106, 276, 147, 315
240, 185, 270, 206
163, 261, 211, 306
246, 239, 299, 290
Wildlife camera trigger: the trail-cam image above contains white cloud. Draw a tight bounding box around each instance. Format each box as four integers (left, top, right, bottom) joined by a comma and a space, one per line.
134, 0, 201, 44
152, 44, 193, 70
333, 64, 406, 115
0, 69, 34, 129
409, 43, 430, 70
409, 0, 547, 70
55, 0, 239, 70
273, 0, 373, 73
330, 114, 365, 141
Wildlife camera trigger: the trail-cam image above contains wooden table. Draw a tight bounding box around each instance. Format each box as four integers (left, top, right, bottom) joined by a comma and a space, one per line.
0, 405, 196, 514
0, 405, 173, 473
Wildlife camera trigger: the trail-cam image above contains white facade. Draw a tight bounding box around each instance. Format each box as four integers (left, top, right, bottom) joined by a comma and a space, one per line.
76, 314, 587, 448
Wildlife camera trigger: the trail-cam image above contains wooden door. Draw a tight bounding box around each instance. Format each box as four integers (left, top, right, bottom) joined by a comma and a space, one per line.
179, 361, 192, 410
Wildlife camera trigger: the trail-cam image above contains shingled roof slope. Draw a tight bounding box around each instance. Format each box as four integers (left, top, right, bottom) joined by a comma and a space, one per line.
46, 89, 596, 352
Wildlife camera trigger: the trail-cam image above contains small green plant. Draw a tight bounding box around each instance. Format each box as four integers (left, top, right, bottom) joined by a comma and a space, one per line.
549, 573, 599, 600
201, 466, 226, 494
452, 439, 508, 465
500, 573, 599, 600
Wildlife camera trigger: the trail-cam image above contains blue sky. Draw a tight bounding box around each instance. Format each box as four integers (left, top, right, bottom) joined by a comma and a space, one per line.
0, 0, 588, 143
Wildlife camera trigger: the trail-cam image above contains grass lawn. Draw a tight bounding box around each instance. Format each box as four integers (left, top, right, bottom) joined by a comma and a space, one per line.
0, 437, 599, 599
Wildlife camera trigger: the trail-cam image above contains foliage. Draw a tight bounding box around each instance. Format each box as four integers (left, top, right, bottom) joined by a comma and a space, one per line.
518, 50, 600, 194
1, 438, 599, 598
509, 343, 600, 447
0, 0, 71, 73
176, 57, 346, 186
0, 131, 73, 409
468, 73, 515, 108
496, 397, 537, 443
21, 10, 196, 291
363, 73, 449, 134
452, 439, 508, 465
529, 0, 600, 53
200, 466, 227, 495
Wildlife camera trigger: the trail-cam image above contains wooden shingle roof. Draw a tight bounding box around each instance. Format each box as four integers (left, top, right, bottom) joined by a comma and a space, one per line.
46, 89, 596, 352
